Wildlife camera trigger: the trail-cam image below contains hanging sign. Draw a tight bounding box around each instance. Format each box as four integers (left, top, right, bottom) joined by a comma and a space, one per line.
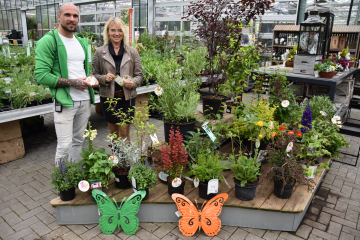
129, 8, 133, 46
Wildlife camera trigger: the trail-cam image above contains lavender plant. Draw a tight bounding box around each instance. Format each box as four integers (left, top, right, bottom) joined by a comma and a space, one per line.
301, 103, 312, 133
50, 159, 86, 191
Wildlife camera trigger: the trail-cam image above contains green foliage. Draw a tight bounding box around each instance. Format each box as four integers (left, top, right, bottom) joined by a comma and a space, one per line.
190, 152, 227, 183
309, 96, 334, 120
76, 27, 99, 42
128, 161, 157, 190
139, 30, 158, 50
314, 59, 341, 72
50, 160, 86, 191
0, 79, 8, 108
229, 151, 261, 187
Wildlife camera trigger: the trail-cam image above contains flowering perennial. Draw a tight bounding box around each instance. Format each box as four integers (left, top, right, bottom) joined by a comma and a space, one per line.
301, 103, 312, 133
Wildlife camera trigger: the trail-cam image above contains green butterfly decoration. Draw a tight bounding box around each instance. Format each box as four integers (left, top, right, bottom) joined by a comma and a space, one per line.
92, 189, 146, 235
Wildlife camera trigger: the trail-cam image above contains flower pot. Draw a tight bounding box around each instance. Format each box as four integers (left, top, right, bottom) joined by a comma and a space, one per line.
301, 164, 318, 179
234, 177, 259, 201
349, 61, 355, 68
201, 94, 229, 120
138, 189, 149, 200
59, 187, 75, 201
285, 61, 293, 67
316, 155, 323, 164
167, 177, 186, 196
164, 120, 196, 143
115, 174, 132, 189
273, 178, 294, 199
198, 181, 217, 200
318, 71, 337, 79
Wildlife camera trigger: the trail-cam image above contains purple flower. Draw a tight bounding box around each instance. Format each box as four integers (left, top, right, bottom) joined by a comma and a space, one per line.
145, 159, 149, 169
136, 161, 139, 166
301, 103, 312, 133
61, 164, 66, 175
152, 163, 155, 170
51, 174, 54, 181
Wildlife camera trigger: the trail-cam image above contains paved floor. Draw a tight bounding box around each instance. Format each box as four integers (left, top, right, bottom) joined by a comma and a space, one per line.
0, 106, 360, 240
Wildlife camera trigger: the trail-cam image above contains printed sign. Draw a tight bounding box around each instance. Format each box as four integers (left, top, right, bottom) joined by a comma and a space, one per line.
202, 122, 216, 142
207, 179, 219, 195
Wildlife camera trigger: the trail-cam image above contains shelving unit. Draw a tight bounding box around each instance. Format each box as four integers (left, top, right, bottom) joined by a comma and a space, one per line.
271, 25, 360, 67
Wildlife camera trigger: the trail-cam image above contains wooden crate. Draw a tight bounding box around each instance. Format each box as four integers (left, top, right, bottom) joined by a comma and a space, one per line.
293, 55, 322, 75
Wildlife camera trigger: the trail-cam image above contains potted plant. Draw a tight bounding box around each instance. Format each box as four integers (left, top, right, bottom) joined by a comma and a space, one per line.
265, 130, 315, 199
128, 159, 157, 200
80, 123, 115, 192
50, 159, 86, 201
229, 151, 261, 201
107, 134, 140, 189
190, 152, 227, 200
285, 46, 296, 67
157, 126, 188, 195
314, 59, 339, 78
155, 48, 206, 142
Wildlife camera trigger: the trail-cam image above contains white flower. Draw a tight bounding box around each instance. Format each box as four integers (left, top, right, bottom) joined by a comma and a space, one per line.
334, 116, 341, 121
255, 139, 260, 149
281, 100, 290, 108
320, 111, 327, 116
286, 142, 293, 152
155, 86, 163, 96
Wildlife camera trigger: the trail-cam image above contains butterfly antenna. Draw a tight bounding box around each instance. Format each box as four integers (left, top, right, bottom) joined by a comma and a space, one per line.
113, 198, 119, 209
119, 197, 126, 209
201, 201, 207, 211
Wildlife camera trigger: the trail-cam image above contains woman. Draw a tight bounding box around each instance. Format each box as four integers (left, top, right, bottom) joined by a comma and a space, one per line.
92, 17, 143, 140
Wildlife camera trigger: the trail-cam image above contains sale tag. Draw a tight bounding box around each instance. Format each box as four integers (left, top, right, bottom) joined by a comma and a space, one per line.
132, 177, 137, 193
202, 122, 216, 142
207, 179, 219, 195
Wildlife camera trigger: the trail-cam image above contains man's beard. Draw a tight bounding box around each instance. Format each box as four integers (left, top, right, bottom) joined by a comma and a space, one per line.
61, 23, 77, 33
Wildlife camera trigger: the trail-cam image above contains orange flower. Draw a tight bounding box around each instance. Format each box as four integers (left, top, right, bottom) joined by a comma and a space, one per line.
263, 98, 267, 101
238, 97, 242, 99
297, 132, 302, 137
279, 126, 286, 131
273, 133, 278, 138
288, 131, 294, 135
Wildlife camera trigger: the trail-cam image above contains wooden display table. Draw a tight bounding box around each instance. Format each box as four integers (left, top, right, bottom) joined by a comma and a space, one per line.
50, 141, 330, 231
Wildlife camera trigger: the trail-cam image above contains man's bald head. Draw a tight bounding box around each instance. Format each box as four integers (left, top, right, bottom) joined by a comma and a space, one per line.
59, 3, 79, 15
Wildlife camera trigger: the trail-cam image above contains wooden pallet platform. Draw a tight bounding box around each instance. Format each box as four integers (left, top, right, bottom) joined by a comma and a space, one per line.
50, 143, 330, 231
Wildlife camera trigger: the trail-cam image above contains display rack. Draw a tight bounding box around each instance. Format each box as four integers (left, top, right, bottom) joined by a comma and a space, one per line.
271, 25, 360, 66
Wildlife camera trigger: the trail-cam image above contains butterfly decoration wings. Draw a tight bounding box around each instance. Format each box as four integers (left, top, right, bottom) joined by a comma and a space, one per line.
92, 189, 146, 235
171, 193, 228, 237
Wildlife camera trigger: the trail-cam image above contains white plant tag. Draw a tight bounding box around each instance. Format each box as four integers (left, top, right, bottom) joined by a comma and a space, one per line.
150, 134, 160, 146
221, 175, 231, 188
78, 180, 90, 192
207, 179, 219, 195
98, 208, 101, 216
132, 177, 137, 193
286, 142, 293, 152
175, 211, 181, 217
194, 178, 199, 188
257, 150, 267, 163
172, 178, 182, 188
114, 75, 125, 86
202, 122, 216, 142
109, 156, 118, 164
115, 178, 120, 182
86, 76, 97, 86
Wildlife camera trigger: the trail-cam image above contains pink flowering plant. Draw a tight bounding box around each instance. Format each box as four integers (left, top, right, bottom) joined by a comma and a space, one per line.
156, 126, 188, 180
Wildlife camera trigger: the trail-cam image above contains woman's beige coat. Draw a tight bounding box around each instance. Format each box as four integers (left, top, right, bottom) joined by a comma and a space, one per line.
92, 44, 143, 100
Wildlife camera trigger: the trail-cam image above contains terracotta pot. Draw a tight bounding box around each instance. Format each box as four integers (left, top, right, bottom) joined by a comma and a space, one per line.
318, 71, 337, 79
285, 61, 293, 67
349, 61, 355, 68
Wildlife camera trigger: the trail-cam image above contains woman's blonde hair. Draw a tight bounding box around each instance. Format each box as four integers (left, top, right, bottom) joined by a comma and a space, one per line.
103, 17, 129, 46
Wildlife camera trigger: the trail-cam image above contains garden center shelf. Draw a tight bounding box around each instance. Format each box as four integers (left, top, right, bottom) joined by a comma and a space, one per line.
50, 142, 330, 232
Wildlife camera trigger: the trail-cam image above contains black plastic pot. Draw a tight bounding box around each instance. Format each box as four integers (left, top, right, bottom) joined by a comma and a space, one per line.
164, 120, 196, 143
1, 105, 11, 111
201, 95, 227, 120
42, 98, 53, 104
273, 178, 294, 199
115, 174, 132, 189
167, 177, 185, 196
139, 189, 149, 200
234, 177, 259, 201
59, 187, 75, 201
198, 181, 217, 200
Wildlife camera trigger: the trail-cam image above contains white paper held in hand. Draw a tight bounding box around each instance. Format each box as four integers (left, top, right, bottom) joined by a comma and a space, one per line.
132, 177, 137, 193
207, 179, 219, 195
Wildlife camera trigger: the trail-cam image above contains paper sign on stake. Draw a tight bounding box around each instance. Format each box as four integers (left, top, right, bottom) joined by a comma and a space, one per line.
207, 179, 219, 195
202, 122, 216, 142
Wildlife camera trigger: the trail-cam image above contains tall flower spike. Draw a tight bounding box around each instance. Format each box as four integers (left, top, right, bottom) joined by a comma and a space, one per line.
301, 102, 312, 133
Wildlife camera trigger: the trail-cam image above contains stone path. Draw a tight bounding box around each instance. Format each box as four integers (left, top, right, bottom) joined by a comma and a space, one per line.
0, 106, 359, 240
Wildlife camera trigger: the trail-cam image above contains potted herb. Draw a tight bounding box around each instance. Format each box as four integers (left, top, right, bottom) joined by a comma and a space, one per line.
314, 59, 339, 78
107, 134, 140, 189
285, 46, 296, 67
229, 151, 261, 201
128, 159, 157, 200
157, 126, 188, 195
190, 152, 227, 200
265, 131, 315, 199
50, 159, 86, 201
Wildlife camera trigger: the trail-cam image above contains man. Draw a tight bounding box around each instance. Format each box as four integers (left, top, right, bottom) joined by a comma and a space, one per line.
35, 3, 99, 163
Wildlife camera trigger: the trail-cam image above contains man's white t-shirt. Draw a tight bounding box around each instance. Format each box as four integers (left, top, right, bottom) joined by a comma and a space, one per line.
58, 32, 89, 101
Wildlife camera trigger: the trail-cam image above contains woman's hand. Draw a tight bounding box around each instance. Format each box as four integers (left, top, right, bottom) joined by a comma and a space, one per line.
105, 73, 116, 82
124, 80, 134, 89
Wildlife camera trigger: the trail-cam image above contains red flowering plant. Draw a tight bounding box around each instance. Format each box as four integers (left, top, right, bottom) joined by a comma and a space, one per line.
156, 126, 188, 182
263, 129, 315, 194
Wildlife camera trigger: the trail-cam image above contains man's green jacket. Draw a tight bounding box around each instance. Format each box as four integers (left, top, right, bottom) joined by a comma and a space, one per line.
35, 29, 95, 107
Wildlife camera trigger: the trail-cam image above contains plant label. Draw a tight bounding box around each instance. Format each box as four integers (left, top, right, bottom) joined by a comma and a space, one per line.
194, 178, 199, 188
257, 150, 267, 163
207, 179, 219, 195
172, 178, 182, 188
115, 178, 120, 182
175, 211, 181, 217
202, 122, 216, 142
221, 175, 231, 188
132, 177, 137, 193
78, 180, 90, 192
26, 43, 31, 56
109, 156, 118, 164
114, 76, 125, 86
150, 134, 160, 146
90, 181, 101, 190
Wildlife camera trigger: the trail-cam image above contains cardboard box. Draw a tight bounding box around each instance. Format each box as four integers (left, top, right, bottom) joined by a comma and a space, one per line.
339, 36, 347, 48
330, 36, 339, 49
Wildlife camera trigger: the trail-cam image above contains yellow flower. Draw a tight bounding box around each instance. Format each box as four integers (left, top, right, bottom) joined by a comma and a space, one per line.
257, 121, 263, 127
259, 134, 263, 138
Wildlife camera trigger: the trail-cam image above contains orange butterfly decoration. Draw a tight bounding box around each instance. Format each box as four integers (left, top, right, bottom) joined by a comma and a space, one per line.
171, 193, 228, 237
